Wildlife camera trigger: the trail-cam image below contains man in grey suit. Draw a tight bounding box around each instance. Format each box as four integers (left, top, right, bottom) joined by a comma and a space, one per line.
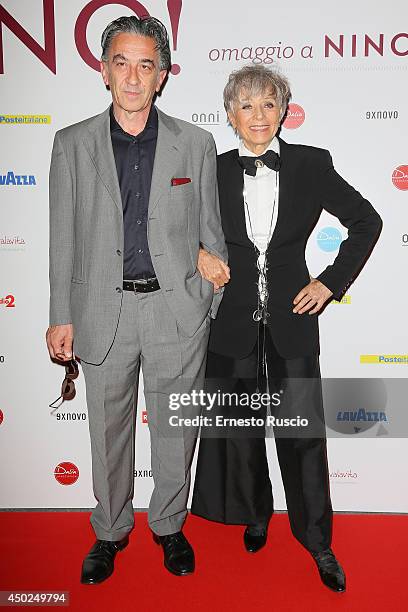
46, 16, 228, 583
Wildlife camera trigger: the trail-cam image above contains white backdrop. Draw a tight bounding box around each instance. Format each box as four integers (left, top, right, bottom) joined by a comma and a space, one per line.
0, 0, 407, 512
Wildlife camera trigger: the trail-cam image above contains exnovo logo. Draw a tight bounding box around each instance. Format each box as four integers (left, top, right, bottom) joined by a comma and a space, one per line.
0, 172, 36, 186
55, 412, 87, 421
134, 469, 152, 478
392, 166, 408, 191
366, 110, 398, 120
0, 295, 15, 307
54, 462, 79, 485
317, 227, 343, 252
283, 104, 305, 129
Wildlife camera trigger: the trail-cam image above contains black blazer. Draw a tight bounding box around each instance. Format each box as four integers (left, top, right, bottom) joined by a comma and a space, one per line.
209, 138, 382, 359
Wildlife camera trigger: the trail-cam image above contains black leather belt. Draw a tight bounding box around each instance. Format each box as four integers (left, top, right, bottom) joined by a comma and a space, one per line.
123, 277, 160, 293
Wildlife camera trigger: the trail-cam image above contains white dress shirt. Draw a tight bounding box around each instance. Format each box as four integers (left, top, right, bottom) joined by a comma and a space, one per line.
240, 136, 280, 255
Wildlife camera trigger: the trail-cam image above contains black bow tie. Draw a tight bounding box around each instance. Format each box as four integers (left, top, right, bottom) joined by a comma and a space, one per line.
238, 150, 281, 176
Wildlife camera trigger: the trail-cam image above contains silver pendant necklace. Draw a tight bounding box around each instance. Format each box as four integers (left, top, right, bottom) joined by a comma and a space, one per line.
243, 171, 279, 384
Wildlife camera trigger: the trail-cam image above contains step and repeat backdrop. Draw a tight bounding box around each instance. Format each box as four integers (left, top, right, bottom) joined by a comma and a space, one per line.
0, 0, 407, 512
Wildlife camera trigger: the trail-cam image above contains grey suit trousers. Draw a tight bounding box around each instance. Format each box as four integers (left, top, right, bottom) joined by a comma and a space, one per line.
81, 287, 210, 540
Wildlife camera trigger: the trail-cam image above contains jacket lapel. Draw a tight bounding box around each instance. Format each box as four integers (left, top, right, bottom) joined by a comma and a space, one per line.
82, 106, 122, 214
228, 151, 253, 247
148, 108, 183, 214
267, 137, 294, 251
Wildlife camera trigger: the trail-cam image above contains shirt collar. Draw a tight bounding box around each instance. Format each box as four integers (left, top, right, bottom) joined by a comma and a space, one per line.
238, 136, 280, 158
109, 103, 158, 137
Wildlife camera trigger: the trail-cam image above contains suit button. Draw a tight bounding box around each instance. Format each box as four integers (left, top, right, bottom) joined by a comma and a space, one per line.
116, 249, 122, 256
116, 287, 122, 293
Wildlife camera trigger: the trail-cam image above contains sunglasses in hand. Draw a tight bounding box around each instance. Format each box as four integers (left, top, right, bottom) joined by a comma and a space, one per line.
49, 359, 79, 414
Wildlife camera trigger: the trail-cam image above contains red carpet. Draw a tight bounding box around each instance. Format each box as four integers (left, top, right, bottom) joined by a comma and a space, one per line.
0, 512, 405, 611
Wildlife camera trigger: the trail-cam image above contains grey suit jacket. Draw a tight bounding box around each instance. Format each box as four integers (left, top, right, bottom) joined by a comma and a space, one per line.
49, 105, 227, 365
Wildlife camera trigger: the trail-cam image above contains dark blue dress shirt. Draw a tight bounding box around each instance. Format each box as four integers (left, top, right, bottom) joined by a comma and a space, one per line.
110, 104, 158, 280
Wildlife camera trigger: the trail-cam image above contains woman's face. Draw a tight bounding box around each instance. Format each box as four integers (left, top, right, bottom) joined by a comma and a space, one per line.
228, 89, 282, 154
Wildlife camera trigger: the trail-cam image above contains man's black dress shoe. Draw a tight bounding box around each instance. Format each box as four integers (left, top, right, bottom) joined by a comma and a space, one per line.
243, 526, 268, 553
80, 535, 129, 584
153, 531, 195, 576
311, 548, 346, 592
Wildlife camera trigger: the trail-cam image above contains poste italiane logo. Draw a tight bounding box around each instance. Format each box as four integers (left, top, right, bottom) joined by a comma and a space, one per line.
283, 103, 305, 129
360, 355, 408, 364
54, 462, 79, 485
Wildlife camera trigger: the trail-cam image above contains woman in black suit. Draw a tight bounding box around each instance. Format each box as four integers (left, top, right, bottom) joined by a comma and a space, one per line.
192, 65, 382, 593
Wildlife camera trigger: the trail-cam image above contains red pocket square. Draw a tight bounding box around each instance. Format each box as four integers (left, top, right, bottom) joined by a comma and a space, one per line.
171, 177, 191, 186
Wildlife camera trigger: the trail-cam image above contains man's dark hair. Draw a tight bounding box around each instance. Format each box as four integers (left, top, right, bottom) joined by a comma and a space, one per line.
101, 15, 171, 71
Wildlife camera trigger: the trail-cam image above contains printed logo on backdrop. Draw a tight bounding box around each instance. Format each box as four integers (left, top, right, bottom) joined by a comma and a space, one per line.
323, 378, 388, 435
208, 33, 408, 65
191, 111, 221, 126
365, 110, 399, 120
0, 236, 26, 251
54, 462, 79, 485
392, 166, 408, 191
317, 227, 343, 252
142, 410, 148, 423
331, 294, 351, 305
330, 469, 359, 483
0, 171, 36, 186
0, 294, 15, 307
134, 469, 152, 478
0, 115, 51, 125
54, 412, 87, 422
0, 0, 184, 74
282, 104, 305, 129
360, 355, 408, 364
0, 409, 3, 426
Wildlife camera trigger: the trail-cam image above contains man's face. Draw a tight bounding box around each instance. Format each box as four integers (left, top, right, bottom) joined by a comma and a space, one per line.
101, 32, 167, 113
227, 89, 282, 153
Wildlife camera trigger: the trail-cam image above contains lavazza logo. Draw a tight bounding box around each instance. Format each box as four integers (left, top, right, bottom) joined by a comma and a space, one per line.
0, 171, 36, 186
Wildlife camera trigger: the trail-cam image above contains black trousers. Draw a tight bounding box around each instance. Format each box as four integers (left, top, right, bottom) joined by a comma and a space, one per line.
191, 326, 333, 553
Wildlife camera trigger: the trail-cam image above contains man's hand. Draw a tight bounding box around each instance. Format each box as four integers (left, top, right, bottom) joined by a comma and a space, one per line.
293, 279, 333, 315
197, 248, 230, 292
46, 324, 74, 361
